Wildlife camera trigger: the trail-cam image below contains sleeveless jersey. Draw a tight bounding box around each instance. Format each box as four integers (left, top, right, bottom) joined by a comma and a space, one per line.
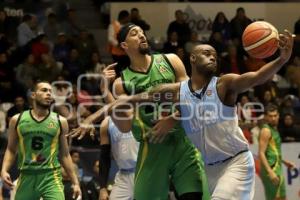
179, 77, 249, 164
262, 124, 282, 168
16, 110, 61, 171
108, 118, 139, 170
121, 54, 185, 142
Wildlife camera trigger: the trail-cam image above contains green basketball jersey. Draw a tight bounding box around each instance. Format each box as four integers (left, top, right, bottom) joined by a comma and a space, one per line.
121, 54, 185, 142
262, 124, 282, 170
16, 110, 61, 171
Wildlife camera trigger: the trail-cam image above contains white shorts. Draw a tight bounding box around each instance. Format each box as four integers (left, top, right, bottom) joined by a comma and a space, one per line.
205, 151, 255, 200
109, 171, 135, 200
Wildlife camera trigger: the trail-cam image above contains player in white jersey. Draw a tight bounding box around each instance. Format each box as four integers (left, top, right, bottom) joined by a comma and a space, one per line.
89, 30, 294, 200
99, 117, 139, 200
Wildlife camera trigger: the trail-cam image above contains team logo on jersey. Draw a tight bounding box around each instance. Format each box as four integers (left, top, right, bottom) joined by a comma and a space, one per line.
159, 66, 167, 73
206, 90, 212, 96
156, 56, 162, 64
47, 122, 55, 129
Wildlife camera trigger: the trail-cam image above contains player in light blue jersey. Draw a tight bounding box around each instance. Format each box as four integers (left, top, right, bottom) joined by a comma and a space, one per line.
90, 29, 294, 200
99, 117, 139, 200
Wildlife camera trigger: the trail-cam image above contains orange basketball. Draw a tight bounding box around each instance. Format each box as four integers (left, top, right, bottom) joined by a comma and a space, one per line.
242, 21, 279, 59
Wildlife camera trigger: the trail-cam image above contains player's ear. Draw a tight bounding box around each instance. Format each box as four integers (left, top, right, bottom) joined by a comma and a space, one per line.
190, 54, 196, 63
120, 42, 128, 50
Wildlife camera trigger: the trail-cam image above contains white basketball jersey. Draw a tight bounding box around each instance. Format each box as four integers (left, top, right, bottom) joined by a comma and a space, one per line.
179, 77, 249, 164
108, 118, 139, 169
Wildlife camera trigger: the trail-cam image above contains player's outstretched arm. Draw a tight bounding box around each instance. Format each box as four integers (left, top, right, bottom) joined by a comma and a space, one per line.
1, 114, 19, 189
59, 116, 82, 199
220, 29, 294, 94
68, 82, 180, 139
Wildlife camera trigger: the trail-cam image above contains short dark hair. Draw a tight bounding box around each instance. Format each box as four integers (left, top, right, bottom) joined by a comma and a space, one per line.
32, 81, 50, 92
237, 7, 245, 13
264, 104, 278, 114
118, 10, 129, 21
131, 8, 139, 12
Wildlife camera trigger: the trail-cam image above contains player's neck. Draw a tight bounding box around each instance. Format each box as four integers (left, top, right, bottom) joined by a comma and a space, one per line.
130, 54, 151, 73
31, 107, 49, 119
191, 74, 210, 91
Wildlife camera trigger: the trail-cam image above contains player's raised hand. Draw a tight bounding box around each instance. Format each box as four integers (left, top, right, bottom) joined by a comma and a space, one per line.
67, 120, 96, 140
100, 63, 117, 90
1, 171, 14, 189
278, 29, 294, 63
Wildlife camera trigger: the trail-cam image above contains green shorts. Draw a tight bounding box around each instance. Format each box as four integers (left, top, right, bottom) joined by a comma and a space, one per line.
134, 133, 206, 200
261, 165, 286, 200
15, 168, 64, 200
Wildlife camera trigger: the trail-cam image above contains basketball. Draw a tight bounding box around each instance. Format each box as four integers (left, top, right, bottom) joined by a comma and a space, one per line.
242, 21, 279, 59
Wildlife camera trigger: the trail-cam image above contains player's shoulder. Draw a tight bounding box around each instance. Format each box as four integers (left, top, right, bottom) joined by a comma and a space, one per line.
11, 113, 21, 123
164, 53, 179, 61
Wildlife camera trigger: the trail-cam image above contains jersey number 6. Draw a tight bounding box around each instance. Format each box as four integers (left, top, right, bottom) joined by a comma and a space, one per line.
32, 136, 44, 150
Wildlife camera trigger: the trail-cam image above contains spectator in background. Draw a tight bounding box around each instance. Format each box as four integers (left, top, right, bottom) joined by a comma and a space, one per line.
0, 52, 14, 102
87, 51, 105, 74
75, 29, 98, 68
262, 90, 276, 107
130, 8, 150, 32
63, 9, 82, 37
167, 10, 191, 44
279, 113, 300, 142
230, 7, 252, 57
244, 56, 266, 72
185, 31, 202, 54
163, 31, 183, 53
38, 53, 62, 82
175, 47, 190, 76
85, 160, 100, 200
64, 48, 84, 83
219, 44, 244, 74
238, 94, 257, 144
0, 10, 11, 38
108, 10, 130, 76
212, 12, 231, 42
43, 13, 62, 44
0, 34, 13, 56
280, 95, 296, 116
16, 54, 38, 93
31, 34, 50, 63
17, 14, 37, 47
209, 32, 227, 57
53, 32, 71, 64
6, 96, 28, 124
293, 16, 300, 57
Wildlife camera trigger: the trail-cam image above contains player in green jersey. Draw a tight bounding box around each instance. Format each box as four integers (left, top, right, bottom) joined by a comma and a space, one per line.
70, 23, 209, 200
1, 82, 81, 200
259, 104, 295, 200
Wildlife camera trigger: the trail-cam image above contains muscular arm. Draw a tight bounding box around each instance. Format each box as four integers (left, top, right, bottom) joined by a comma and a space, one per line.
1, 115, 19, 173
220, 30, 294, 95
258, 128, 273, 175
220, 58, 286, 94
59, 116, 80, 187
165, 53, 189, 82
